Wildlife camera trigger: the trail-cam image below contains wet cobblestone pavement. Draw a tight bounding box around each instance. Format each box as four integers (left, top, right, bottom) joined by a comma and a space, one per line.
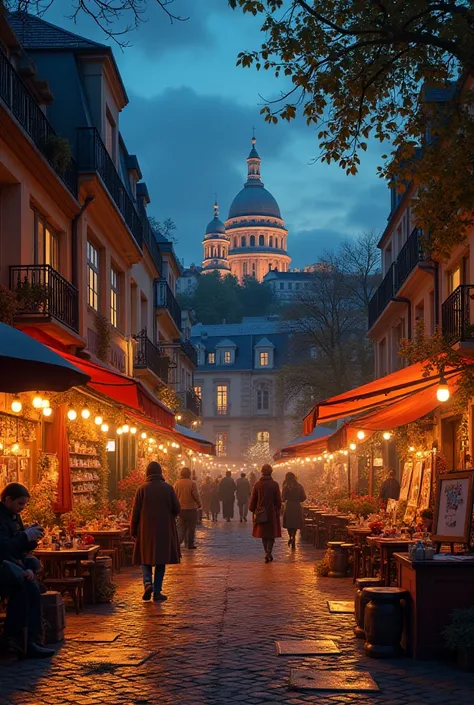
1, 521, 473, 704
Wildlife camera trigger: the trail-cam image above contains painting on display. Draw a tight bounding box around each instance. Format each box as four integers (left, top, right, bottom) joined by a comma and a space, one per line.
407, 461, 424, 506
399, 461, 413, 502
432, 471, 474, 544
386, 498, 398, 522
404, 503, 417, 524
418, 455, 432, 510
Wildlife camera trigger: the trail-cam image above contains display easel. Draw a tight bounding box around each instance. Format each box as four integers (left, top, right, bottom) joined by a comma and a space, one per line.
432, 470, 474, 555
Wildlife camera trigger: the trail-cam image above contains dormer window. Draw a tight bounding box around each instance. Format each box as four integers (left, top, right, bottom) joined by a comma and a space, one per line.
224, 351, 232, 364
216, 338, 237, 365
259, 352, 269, 367
208, 352, 215, 364
255, 337, 275, 369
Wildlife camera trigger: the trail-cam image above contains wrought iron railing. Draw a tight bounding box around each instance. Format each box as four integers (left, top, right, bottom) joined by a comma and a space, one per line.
138, 201, 163, 275
442, 285, 474, 343
0, 49, 77, 195
155, 279, 182, 332
368, 264, 395, 329
76, 127, 143, 248
178, 389, 201, 417
132, 329, 169, 383
180, 339, 198, 367
10, 264, 79, 332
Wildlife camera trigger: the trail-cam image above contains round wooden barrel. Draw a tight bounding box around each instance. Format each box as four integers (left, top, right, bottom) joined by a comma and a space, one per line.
363, 587, 408, 658
353, 578, 383, 638
327, 541, 347, 578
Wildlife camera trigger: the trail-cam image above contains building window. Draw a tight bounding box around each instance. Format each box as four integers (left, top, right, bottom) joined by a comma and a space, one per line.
217, 385, 228, 415
241, 236, 246, 247
259, 351, 269, 367
34, 213, 59, 269
194, 385, 202, 400
110, 267, 119, 328
288, 282, 293, 290
252, 263, 256, 277
208, 352, 215, 364
243, 262, 248, 277
250, 235, 255, 246
269, 236, 273, 247
279, 282, 284, 290
257, 389, 269, 411
234, 238, 237, 248
259, 235, 264, 246
216, 432, 227, 457
295, 283, 300, 290
224, 351, 232, 364
257, 431, 270, 443
87, 241, 99, 311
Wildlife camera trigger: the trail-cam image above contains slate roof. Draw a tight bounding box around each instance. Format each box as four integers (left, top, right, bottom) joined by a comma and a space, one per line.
8, 12, 107, 49
264, 271, 313, 280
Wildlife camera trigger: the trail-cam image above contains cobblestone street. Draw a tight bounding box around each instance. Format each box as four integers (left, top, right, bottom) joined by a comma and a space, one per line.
1, 521, 473, 705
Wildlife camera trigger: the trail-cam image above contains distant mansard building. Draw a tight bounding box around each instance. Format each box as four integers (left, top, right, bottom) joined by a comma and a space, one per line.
263, 270, 314, 300
202, 137, 292, 282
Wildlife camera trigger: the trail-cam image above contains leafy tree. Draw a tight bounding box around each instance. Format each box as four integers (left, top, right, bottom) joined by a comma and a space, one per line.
149, 216, 178, 244
230, 0, 474, 258
239, 275, 276, 316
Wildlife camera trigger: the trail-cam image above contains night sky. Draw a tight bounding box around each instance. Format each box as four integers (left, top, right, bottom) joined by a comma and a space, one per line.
42, 0, 388, 268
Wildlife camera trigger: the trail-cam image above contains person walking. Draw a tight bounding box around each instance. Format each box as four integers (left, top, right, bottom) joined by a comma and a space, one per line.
236, 472, 251, 522
174, 467, 201, 549
248, 470, 257, 491
200, 476, 212, 520
379, 468, 400, 504
249, 464, 282, 563
282, 472, 307, 549
130, 462, 181, 602
219, 471, 236, 522
210, 478, 220, 522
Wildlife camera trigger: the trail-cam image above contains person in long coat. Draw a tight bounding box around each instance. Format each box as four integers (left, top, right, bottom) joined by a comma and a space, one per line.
282, 471, 307, 549
200, 476, 213, 520
219, 471, 236, 522
249, 464, 282, 563
236, 472, 251, 522
131, 462, 181, 602
210, 479, 220, 522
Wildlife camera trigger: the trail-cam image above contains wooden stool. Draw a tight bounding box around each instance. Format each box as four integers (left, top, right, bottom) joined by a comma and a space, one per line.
327, 541, 347, 577
80, 560, 97, 605
43, 578, 85, 615
354, 577, 383, 638
363, 587, 408, 658
99, 548, 119, 574
121, 540, 135, 567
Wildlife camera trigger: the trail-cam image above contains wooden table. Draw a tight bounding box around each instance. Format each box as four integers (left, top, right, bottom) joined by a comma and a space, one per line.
367, 537, 410, 585
347, 527, 372, 581
76, 529, 128, 569
395, 552, 474, 659
34, 545, 100, 578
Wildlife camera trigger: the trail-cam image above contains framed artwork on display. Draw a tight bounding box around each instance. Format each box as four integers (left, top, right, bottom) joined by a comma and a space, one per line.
432, 471, 474, 544
418, 455, 432, 510
404, 503, 417, 524
407, 461, 424, 506
399, 461, 413, 502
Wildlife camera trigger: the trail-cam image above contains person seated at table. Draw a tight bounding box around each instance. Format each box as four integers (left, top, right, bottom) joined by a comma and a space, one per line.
0, 482, 55, 659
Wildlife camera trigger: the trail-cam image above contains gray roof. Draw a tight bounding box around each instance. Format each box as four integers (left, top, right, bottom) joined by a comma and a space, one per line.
228, 184, 281, 220
264, 271, 313, 280
8, 12, 106, 49
192, 329, 290, 372
205, 216, 226, 235
192, 317, 290, 337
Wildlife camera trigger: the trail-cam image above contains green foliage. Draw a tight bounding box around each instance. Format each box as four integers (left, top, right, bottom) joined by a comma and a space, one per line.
95, 313, 111, 363
0, 285, 18, 325
337, 494, 381, 518
444, 608, 474, 651
44, 134, 72, 174
23, 453, 58, 528
149, 216, 178, 244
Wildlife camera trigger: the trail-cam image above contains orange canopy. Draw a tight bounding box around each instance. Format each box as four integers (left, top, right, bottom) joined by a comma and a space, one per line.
303, 361, 466, 435
273, 433, 331, 461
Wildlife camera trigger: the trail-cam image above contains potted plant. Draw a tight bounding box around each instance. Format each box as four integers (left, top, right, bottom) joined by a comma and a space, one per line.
444, 608, 474, 670
44, 134, 72, 174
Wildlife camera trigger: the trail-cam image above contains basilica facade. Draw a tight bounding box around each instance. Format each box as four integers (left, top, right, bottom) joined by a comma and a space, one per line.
202, 137, 291, 282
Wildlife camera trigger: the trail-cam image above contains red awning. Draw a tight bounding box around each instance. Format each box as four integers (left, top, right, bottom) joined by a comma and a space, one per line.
303, 361, 467, 435
173, 425, 216, 456
273, 434, 331, 461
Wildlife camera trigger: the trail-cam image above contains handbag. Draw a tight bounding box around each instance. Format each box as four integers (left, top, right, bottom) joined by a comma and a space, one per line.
254, 507, 268, 524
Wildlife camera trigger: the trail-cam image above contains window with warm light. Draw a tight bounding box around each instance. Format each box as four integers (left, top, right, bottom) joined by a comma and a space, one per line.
257, 389, 269, 411
208, 352, 215, 364
110, 267, 119, 328
194, 385, 202, 400
87, 241, 99, 311
259, 352, 269, 367
34, 213, 59, 270
257, 431, 270, 443
217, 385, 228, 415
216, 432, 227, 457
224, 351, 232, 364
243, 262, 248, 276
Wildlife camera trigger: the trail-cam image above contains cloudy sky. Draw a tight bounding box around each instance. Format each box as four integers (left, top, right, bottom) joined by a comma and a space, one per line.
42, 0, 388, 268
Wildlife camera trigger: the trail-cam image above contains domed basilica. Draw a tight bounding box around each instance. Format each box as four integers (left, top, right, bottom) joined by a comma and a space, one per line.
202, 136, 291, 282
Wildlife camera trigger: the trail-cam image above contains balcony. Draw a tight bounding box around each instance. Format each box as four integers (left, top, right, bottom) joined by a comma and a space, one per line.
76, 127, 142, 248
178, 389, 201, 417
138, 201, 163, 275
368, 228, 427, 329
10, 264, 79, 333
180, 339, 198, 367
132, 329, 169, 384
0, 49, 77, 195
155, 279, 182, 333
442, 285, 474, 345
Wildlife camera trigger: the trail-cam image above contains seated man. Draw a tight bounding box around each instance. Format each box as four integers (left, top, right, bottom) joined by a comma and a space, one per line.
0, 482, 54, 658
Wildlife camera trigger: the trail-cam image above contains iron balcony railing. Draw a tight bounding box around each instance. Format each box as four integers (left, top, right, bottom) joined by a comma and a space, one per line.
138, 201, 163, 275
132, 329, 169, 384
442, 285, 474, 344
0, 49, 77, 195
76, 127, 143, 248
10, 264, 79, 332
180, 339, 198, 367
178, 389, 201, 417
155, 279, 182, 332
368, 228, 426, 329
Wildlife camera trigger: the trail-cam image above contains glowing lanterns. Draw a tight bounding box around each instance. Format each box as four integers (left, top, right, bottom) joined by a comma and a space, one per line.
383, 432, 392, 441
117, 427, 123, 435
130, 427, 137, 435
141, 432, 147, 439
349, 443, 357, 451
43, 407, 52, 417
357, 430, 365, 440
329, 453, 334, 460
122, 424, 130, 434
343, 450, 348, 456
409, 446, 415, 452
11, 442, 20, 453
176, 414, 182, 421
94, 414, 103, 426
11, 396, 22, 413
32, 394, 43, 409
67, 406, 77, 421
436, 374, 450, 403
81, 406, 91, 420
101, 423, 109, 433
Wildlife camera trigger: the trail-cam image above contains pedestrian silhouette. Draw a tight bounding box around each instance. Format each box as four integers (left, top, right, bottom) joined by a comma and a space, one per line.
249, 464, 282, 563
219, 471, 236, 522
282, 471, 306, 549
236, 472, 251, 522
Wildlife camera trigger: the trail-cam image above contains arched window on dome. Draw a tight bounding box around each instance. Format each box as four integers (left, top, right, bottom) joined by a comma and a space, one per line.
280, 238, 283, 249
234, 238, 237, 249
241, 236, 246, 247
250, 235, 255, 247
259, 235, 264, 246
269, 236, 273, 248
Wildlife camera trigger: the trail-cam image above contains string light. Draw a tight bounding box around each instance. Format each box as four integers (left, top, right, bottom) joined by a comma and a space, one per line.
176, 414, 182, 421
67, 406, 77, 421
81, 406, 90, 419
349, 443, 357, 451
11, 442, 20, 453
94, 413, 103, 425
11, 396, 22, 413
409, 446, 415, 452
383, 432, 392, 441
141, 432, 147, 440
122, 424, 130, 433
32, 394, 43, 409
117, 427, 123, 435
101, 423, 109, 433
436, 374, 450, 403
43, 407, 52, 417
130, 427, 137, 435
329, 454, 334, 460
357, 430, 365, 440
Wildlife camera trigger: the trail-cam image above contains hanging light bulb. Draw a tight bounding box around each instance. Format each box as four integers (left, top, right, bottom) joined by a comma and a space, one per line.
122, 424, 130, 433
32, 393, 43, 409
141, 432, 147, 440
43, 407, 52, 417
349, 443, 357, 451
158, 444, 164, 450
101, 423, 109, 433
94, 413, 103, 425
11, 442, 20, 453
436, 374, 450, 403
11, 396, 22, 413
41, 399, 50, 409
81, 406, 91, 419
130, 427, 137, 435
329, 453, 334, 460
383, 432, 392, 441
176, 414, 182, 421
117, 427, 123, 435
357, 430, 365, 440
343, 450, 349, 456
163, 448, 168, 454
409, 446, 415, 452
67, 406, 77, 421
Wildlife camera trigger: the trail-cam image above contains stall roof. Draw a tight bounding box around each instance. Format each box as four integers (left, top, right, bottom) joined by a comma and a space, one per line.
174, 424, 216, 456
273, 426, 333, 461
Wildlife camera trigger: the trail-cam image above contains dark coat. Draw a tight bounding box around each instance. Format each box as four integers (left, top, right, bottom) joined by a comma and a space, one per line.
236, 477, 251, 504
380, 477, 400, 503
282, 482, 307, 529
131, 475, 181, 566
0, 502, 37, 566
249, 476, 282, 539
219, 476, 236, 519
200, 481, 212, 513
210, 485, 220, 514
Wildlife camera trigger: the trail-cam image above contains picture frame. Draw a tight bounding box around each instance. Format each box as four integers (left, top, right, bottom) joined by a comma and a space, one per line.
407, 461, 424, 507
432, 471, 474, 544
399, 460, 413, 502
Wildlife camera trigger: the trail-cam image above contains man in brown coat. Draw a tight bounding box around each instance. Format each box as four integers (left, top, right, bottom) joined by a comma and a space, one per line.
131, 462, 181, 602
174, 467, 201, 550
